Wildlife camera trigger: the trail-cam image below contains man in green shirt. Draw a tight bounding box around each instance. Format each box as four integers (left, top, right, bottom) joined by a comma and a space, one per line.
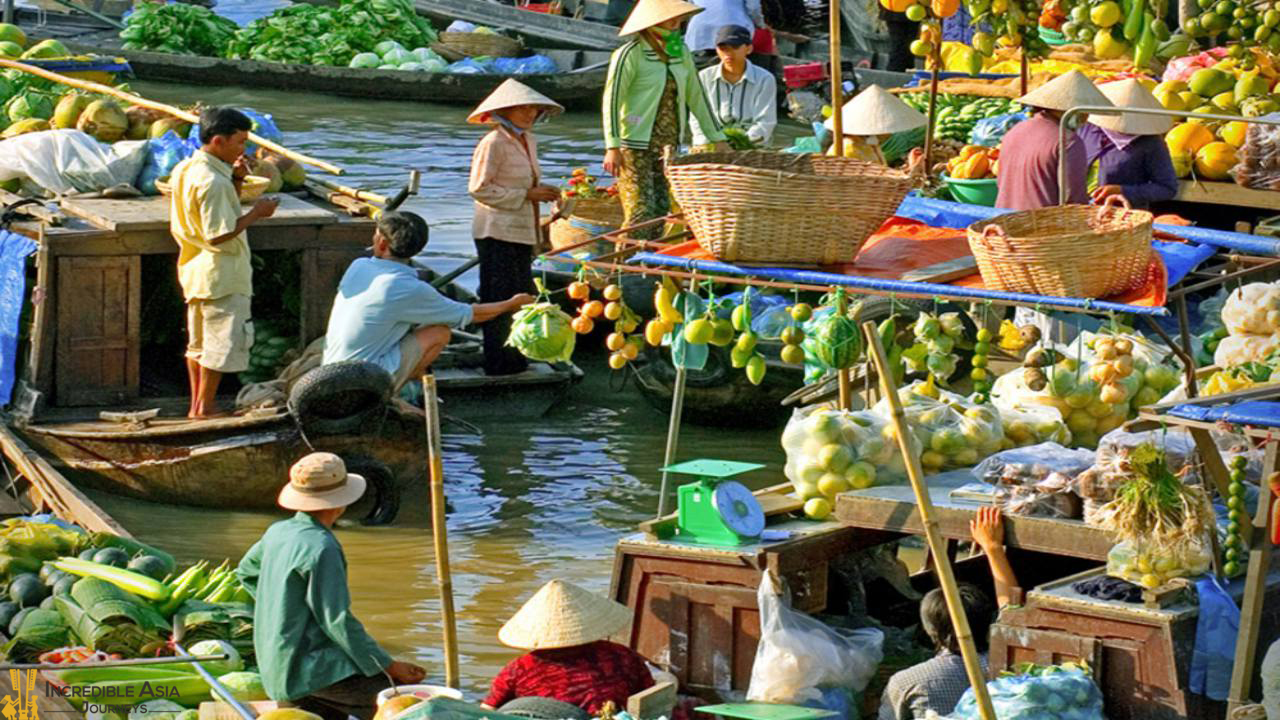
237, 452, 425, 719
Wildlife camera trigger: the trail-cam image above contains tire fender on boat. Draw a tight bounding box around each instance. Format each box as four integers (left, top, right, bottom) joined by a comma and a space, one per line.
340, 455, 401, 526
288, 361, 393, 436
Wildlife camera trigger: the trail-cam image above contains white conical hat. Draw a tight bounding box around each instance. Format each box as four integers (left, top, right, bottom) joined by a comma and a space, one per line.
1089, 78, 1173, 135
823, 85, 927, 135
1017, 70, 1111, 112
619, 0, 703, 36
498, 579, 632, 650
468, 79, 565, 124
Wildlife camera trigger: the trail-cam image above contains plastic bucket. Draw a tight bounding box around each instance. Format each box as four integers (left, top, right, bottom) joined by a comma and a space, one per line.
376, 685, 465, 709
943, 175, 999, 206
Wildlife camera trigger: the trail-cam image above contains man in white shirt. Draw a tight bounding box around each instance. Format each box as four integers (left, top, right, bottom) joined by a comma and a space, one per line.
689, 25, 777, 148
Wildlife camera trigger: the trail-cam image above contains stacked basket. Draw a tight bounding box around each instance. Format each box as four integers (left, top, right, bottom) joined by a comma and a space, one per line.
665, 151, 912, 266
433, 32, 523, 62
966, 196, 1153, 298
549, 196, 626, 252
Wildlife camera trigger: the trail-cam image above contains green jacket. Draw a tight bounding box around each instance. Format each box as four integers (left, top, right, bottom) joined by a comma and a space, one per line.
236, 512, 392, 701
602, 39, 725, 150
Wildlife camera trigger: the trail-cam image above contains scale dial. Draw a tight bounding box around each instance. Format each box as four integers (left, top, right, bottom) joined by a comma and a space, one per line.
712, 480, 765, 538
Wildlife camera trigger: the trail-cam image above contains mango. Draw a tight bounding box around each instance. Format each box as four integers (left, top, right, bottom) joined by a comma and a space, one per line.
1189, 67, 1235, 97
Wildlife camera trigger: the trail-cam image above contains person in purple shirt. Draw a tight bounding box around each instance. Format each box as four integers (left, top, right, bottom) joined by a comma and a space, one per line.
994, 70, 1112, 210
1078, 78, 1178, 209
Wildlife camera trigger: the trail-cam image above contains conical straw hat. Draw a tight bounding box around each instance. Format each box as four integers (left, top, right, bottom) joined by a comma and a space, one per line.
1017, 70, 1111, 112
619, 0, 703, 36
468, 79, 565, 124
498, 580, 632, 650
1089, 78, 1173, 135
823, 85, 927, 135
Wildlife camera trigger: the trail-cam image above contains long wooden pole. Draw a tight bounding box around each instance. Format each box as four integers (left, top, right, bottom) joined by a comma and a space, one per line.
837, 293, 853, 410
655, 366, 688, 518
422, 374, 460, 689
862, 321, 997, 720
0, 58, 344, 175
829, 0, 844, 156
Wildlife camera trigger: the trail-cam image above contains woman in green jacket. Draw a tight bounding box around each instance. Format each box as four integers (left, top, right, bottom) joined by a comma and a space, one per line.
602, 0, 727, 239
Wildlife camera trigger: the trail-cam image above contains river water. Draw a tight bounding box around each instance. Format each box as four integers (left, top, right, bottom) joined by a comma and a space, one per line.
74, 9, 802, 695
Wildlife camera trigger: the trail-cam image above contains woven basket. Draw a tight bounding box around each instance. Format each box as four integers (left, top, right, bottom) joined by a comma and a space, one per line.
665, 151, 911, 266
966, 195, 1153, 298
567, 196, 624, 226
550, 215, 618, 252
433, 32, 522, 61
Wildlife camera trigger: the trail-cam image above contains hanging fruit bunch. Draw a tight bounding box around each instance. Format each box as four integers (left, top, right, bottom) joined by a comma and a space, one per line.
779, 302, 810, 366
802, 291, 864, 377
601, 281, 644, 370
645, 277, 683, 347
962, 0, 1050, 66
903, 311, 964, 385
971, 325, 994, 402
1223, 454, 1250, 577
880, 0, 964, 68
566, 277, 600, 335
1059, 0, 1170, 67
677, 285, 767, 384
729, 289, 768, 385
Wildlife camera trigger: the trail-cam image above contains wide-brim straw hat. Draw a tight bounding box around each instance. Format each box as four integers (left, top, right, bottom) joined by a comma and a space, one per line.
468, 79, 565, 124
1090, 77, 1173, 135
1017, 69, 1111, 112
278, 452, 366, 512
619, 0, 702, 36
823, 85, 927, 136
498, 579, 632, 650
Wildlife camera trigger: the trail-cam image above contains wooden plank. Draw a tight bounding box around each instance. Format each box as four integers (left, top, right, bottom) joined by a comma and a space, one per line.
1228, 441, 1279, 711
628, 681, 677, 720
1190, 426, 1233, 501
25, 239, 54, 400
55, 255, 140, 405
900, 256, 979, 283
1176, 180, 1280, 211
59, 193, 338, 233
0, 188, 64, 225
38, 216, 373, 257
0, 423, 130, 536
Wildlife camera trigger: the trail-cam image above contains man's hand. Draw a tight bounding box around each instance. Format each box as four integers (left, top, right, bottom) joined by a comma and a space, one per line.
970, 505, 1005, 555
250, 197, 279, 220
232, 156, 252, 181
526, 184, 561, 203
603, 148, 625, 176
387, 660, 426, 685
506, 293, 536, 311
1090, 184, 1124, 203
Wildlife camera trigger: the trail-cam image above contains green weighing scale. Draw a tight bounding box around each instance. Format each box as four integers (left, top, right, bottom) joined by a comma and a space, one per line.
667, 459, 767, 547
695, 703, 839, 720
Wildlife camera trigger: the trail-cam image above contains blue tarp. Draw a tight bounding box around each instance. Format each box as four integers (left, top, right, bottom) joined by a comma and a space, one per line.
20, 57, 133, 75
1167, 400, 1280, 427
0, 230, 36, 407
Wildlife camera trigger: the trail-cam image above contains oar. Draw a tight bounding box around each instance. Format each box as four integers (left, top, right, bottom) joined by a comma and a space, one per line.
430, 257, 481, 290
421, 374, 460, 689
0, 57, 344, 175
384, 170, 421, 212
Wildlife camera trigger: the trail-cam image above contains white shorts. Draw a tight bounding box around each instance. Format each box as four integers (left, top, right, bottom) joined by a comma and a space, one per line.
186, 294, 253, 373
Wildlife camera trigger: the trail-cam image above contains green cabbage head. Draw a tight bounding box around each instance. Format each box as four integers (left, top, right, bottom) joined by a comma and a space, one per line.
506, 302, 576, 363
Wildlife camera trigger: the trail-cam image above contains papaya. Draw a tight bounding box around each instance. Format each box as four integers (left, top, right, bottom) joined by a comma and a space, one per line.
1194, 141, 1238, 180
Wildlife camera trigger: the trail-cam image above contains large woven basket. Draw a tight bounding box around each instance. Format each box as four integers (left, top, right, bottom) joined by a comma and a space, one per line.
567, 196, 624, 226
966, 195, 1153, 298
434, 32, 522, 61
665, 151, 911, 266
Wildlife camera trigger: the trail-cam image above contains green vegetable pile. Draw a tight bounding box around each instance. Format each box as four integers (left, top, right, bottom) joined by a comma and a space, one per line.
722, 126, 758, 151
507, 302, 576, 363
120, 3, 239, 56
225, 0, 438, 67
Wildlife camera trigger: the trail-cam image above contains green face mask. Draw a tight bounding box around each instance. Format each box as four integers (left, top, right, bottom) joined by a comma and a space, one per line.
654, 27, 685, 59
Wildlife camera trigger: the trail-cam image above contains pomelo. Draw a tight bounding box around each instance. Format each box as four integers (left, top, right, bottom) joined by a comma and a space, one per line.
20, 38, 67, 59
0, 41, 21, 59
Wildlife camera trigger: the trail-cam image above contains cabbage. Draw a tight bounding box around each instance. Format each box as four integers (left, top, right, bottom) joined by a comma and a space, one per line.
129, 701, 185, 720
378, 64, 398, 70
399, 62, 426, 71
507, 302, 576, 362
349, 52, 381, 69
382, 47, 414, 65
6, 92, 52, 124
185, 639, 243, 675
214, 671, 268, 703
375, 39, 405, 57
411, 47, 443, 63
421, 59, 447, 72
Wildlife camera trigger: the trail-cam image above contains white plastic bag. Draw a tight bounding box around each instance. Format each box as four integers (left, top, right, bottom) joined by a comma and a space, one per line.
780, 404, 897, 498
0, 129, 147, 194
1261, 637, 1280, 719
746, 571, 883, 711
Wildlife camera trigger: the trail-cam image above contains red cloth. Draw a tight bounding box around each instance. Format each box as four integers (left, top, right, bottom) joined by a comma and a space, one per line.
995, 113, 1089, 210
484, 641, 655, 714
751, 27, 777, 55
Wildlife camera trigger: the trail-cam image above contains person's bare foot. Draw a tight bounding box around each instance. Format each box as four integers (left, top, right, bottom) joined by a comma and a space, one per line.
187, 408, 232, 420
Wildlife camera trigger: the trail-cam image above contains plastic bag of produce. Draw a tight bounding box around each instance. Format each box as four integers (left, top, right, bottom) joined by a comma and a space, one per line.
0, 129, 148, 195
950, 664, 1105, 720
1214, 332, 1280, 368
999, 472, 1082, 519
491, 54, 559, 74
1261, 636, 1280, 719
972, 442, 1095, 486
997, 403, 1071, 447
967, 111, 1027, 147
1106, 537, 1212, 588
506, 302, 575, 362
136, 130, 193, 196
746, 571, 883, 708
781, 404, 898, 502
872, 380, 1003, 473
446, 20, 477, 32
1221, 282, 1280, 335
446, 58, 489, 74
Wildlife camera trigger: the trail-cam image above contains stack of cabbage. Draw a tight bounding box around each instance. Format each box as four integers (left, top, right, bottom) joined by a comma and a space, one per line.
223, 0, 437, 67
349, 41, 449, 72
949, 664, 1105, 720
1213, 281, 1280, 367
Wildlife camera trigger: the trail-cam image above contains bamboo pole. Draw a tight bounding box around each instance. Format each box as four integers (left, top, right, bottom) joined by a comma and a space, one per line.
829, 0, 844, 156
837, 293, 853, 410
862, 320, 997, 720
655, 366, 688, 518
0, 58, 344, 175
1019, 53, 1028, 96
312, 178, 390, 205
422, 374, 460, 689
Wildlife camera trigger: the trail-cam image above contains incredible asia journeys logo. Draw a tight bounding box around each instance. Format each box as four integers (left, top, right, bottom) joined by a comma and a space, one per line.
4, 668, 185, 716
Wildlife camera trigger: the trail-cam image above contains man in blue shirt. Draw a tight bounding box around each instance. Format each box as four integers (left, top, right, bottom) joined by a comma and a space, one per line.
323, 211, 533, 389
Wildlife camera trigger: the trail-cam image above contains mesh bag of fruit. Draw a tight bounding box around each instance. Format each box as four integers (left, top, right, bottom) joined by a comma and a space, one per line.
871, 379, 1003, 473
780, 404, 900, 504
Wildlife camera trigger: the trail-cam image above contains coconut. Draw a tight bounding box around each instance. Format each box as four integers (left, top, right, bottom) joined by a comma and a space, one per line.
51, 93, 92, 129
76, 99, 128, 143
125, 105, 166, 140
5, 93, 52, 124
1, 118, 49, 139
0, 41, 21, 60
256, 150, 306, 190
20, 38, 67, 60
149, 117, 191, 139
249, 158, 283, 193
0, 23, 25, 49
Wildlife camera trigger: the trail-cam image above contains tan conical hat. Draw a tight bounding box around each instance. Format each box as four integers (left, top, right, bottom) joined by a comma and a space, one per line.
468, 79, 565, 124
823, 85, 927, 136
498, 579, 632, 650
619, 0, 702, 36
1089, 78, 1173, 135
1017, 70, 1111, 112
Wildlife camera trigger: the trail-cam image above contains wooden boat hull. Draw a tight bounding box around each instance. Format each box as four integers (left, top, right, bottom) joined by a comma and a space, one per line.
631, 343, 803, 428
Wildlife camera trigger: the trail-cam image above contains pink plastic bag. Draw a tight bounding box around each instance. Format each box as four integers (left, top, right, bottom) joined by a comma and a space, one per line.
1162, 47, 1229, 83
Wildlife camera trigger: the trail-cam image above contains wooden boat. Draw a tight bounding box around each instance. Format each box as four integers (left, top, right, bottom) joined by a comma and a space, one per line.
18, 9, 611, 107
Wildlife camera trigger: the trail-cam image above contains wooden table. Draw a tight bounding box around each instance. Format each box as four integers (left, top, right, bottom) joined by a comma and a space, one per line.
1176, 181, 1280, 212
